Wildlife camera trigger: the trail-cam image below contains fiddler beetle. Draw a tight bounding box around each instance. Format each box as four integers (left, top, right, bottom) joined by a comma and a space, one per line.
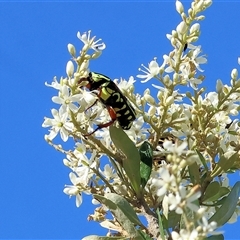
78, 72, 136, 136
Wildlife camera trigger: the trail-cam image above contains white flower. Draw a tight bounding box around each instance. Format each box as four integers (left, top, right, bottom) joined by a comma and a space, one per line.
64, 150, 96, 207
151, 166, 176, 197
220, 173, 229, 187
164, 54, 176, 73
113, 76, 136, 92
74, 142, 87, 158
63, 172, 84, 207
175, 186, 201, 213
168, 192, 183, 214
124, 116, 148, 143
99, 164, 117, 181
188, 45, 207, 72
78, 88, 98, 109
179, 62, 203, 89
75, 150, 98, 184
204, 92, 218, 105
171, 229, 198, 240
42, 105, 73, 142
45, 76, 62, 90
153, 84, 185, 102
52, 85, 82, 112
77, 30, 106, 51
163, 140, 187, 156
199, 216, 219, 236
137, 60, 160, 83
63, 142, 89, 168
94, 127, 112, 144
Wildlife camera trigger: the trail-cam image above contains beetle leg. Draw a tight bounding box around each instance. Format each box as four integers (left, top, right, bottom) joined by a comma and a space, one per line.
83, 106, 117, 137
85, 99, 99, 112
85, 87, 103, 112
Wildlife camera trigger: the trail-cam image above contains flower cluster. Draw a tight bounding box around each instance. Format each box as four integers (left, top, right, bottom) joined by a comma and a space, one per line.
43, 1, 240, 239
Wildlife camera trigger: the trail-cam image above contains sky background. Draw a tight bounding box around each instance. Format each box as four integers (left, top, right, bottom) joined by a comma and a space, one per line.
0, 1, 240, 239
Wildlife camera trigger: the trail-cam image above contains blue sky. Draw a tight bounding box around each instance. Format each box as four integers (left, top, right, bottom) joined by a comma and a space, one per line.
0, 1, 239, 239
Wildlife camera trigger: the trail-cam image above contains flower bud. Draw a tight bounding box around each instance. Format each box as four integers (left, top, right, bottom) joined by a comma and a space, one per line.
172, 30, 178, 38
190, 23, 200, 34
179, 159, 187, 168
231, 68, 238, 79
195, 15, 205, 21
186, 91, 192, 99
188, 36, 199, 43
84, 54, 91, 60
176, 0, 184, 14
166, 34, 172, 41
176, 21, 188, 35
173, 73, 179, 82
66, 61, 74, 77
216, 79, 223, 93
223, 86, 229, 95
181, 12, 187, 22
80, 59, 89, 71
159, 67, 165, 75
63, 78, 68, 84
230, 109, 238, 116
188, 8, 193, 18
196, 0, 204, 11
171, 37, 177, 47
163, 74, 171, 86
204, 0, 212, 8
44, 134, 50, 142
144, 94, 155, 105
166, 96, 174, 106
67, 43, 76, 57
234, 79, 240, 88
63, 159, 70, 167
91, 51, 102, 59
148, 106, 156, 116
157, 92, 163, 102
82, 44, 89, 52
150, 115, 158, 124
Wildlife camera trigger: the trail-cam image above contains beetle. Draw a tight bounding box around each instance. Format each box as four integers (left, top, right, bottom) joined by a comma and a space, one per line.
78, 72, 136, 136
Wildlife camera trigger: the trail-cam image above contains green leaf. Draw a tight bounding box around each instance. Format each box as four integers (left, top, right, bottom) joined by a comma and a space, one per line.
82, 236, 126, 240
211, 152, 238, 177
188, 161, 200, 184
196, 150, 208, 172
137, 230, 153, 240
209, 181, 240, 227
202, 181, 220, 202
139, 141, 153, 188
110, 126, 141, 197
94, 194, 141, 238
203, 185, 229, 203
204, 234, 224, 240
167, 211, 181, 228
105, 193, 142, 226
156, 208, 166, 240
213, 196, 227, 206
